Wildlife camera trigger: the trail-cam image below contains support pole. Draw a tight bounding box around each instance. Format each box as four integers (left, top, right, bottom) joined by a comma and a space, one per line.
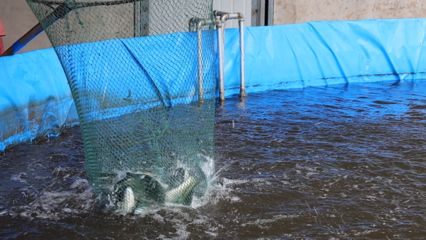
239, 18, 246, 99
214, 11, 246, 103
197, 24, 204, 103
189, 17, 217, 104
217, 22, 225, 103
192, 11, 245, 104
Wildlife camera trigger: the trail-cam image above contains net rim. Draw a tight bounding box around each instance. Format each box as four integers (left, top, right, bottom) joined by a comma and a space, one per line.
29, 0, 139, 7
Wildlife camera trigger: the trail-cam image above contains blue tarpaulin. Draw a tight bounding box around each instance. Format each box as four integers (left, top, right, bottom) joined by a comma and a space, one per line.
1, 18, 426, 151
0, 49, 76, 151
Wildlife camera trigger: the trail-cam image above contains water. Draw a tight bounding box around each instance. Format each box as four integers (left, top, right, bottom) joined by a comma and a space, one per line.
1, 80, 426, 239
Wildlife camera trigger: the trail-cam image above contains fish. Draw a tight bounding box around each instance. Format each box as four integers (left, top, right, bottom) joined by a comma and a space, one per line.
165, 175, 198, 205
113, 168, 203, 214
120, 187, 136, 214
113, 172, 165, 214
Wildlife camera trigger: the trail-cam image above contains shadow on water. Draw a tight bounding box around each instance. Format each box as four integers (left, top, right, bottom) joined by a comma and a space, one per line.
1, 80, 426, 239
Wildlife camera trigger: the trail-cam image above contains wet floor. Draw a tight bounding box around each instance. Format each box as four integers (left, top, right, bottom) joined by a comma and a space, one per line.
1, 80, 426, 239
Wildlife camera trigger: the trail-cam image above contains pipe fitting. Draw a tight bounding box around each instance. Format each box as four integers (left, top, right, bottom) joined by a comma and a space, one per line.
192, 11, 247, 103
189, 17, 218, 32
214, 11, 244, 22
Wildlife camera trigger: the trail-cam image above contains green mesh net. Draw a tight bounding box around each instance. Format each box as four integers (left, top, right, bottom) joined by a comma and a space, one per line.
26, 0, 217, 209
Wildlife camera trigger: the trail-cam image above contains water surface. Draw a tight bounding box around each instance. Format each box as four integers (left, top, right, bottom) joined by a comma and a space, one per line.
1, 80, 426, 239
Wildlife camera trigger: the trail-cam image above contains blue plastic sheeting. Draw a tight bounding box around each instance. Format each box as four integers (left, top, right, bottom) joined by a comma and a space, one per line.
0, 49, 77, 151
55, 31, 216, 123
223, 18, 426, 96
2, 18, 426, 151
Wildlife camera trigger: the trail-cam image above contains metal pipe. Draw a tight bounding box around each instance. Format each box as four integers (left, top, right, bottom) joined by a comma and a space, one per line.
239, 18, 246, 99
189, 18, 218, 104
197, 23, 204, 103
214, 11, 242, 21
2, 1, 132, 56
217, 22, 225, 103
193, 12, 245, 103
2, 24, 43, 56
214, 11, 246, 101
1, 3, 71, 56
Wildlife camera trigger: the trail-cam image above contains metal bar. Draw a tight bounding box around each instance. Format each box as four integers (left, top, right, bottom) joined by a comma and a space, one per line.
190, 17, 218, 104
217, 22, 225, 103
31, 0, 136, 8
194, 12, 245, 103
214, 11, 246, 101
268, 0, 275, 25
259, 0, 266, 26
1, 0, 131, 56
239, 18, 246, 99
214, 11, 241, 21
1, 24, 43, 56
1, 3, 71, 56
197, 26, 204, 103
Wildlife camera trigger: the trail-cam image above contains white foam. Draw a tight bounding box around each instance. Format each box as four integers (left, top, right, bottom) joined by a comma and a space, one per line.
10, 172, 28, 184
9, 177, 96, 220
241, 214, 300, 227
173, 223, 190, 239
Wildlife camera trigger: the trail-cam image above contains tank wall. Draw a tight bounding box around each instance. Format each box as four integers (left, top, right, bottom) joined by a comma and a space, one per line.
3, 18, 426, 151
274, 0, 426, 24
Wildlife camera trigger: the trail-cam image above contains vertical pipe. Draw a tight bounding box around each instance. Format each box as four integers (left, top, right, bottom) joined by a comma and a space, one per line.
197, 24, 204, 104
268, 0, 275, 26
239, 18, 246, 99
217, 22, 225, 103
259, 0, 266, 26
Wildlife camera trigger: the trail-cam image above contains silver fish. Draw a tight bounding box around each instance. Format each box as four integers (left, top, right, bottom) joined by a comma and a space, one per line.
113, 168, 203, 214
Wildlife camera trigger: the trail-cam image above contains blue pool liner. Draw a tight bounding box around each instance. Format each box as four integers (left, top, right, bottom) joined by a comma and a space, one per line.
1, 18, 426, 151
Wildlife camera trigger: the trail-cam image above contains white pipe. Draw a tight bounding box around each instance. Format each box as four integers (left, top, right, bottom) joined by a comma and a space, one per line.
217, 22, 225, 103
239, 18, 246, 99
197, 26, 204, 103
214, 11, 246, 101
214, 11, 242, 21
192, 12, 246, 103
190, 18, 218, 104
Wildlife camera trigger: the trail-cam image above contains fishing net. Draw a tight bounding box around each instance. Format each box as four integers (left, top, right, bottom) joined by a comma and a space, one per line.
26, 0, 217, 206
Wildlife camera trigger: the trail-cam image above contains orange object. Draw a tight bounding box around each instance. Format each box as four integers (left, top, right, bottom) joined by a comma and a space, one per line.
0, 19, 5, 54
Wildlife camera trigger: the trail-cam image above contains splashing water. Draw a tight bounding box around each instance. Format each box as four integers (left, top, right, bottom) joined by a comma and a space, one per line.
2, 81, 426, 238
